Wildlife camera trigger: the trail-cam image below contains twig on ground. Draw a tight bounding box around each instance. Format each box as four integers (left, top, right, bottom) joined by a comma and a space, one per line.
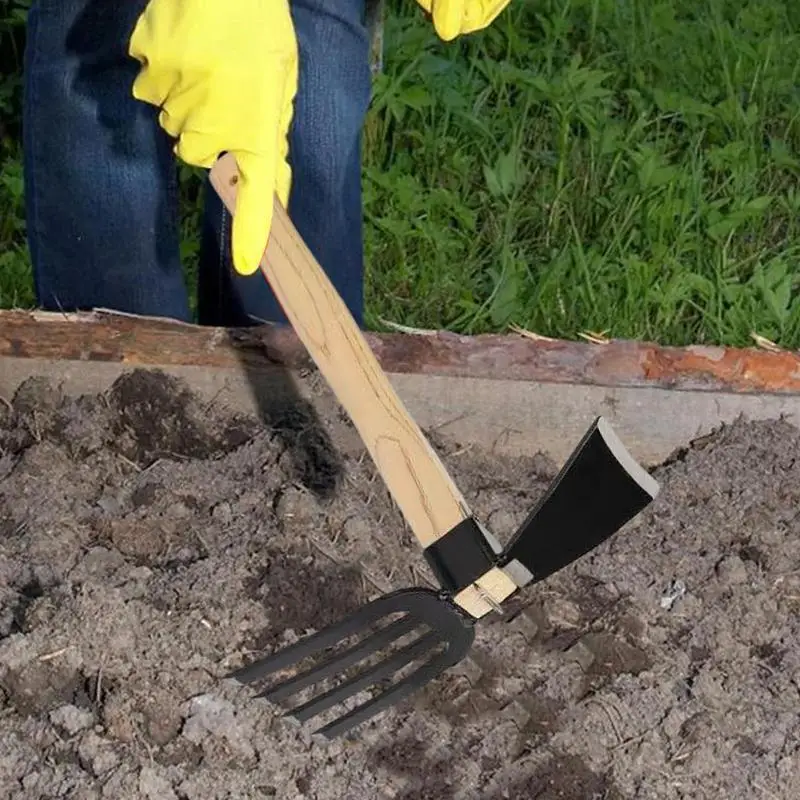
38, 646, 70, 662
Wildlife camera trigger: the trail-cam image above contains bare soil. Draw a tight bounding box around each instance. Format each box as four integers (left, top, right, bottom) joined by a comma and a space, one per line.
0, 368, 798, 799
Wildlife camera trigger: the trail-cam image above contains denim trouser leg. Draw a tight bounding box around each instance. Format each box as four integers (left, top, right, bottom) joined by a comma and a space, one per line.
23, 0, 371, 325
23, 0, 190, 320
197, 0, 372, 327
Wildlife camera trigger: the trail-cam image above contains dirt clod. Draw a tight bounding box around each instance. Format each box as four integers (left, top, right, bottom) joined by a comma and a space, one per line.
0, 372, 798, 799
106, 369, 257, 465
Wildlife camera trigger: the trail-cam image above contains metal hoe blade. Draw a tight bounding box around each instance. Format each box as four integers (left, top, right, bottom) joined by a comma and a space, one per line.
227, 588, 475, 739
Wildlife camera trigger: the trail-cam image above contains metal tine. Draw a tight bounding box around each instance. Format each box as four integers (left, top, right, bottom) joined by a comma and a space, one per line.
228, 588, 476, 739
262, 614, 422, 704
290, 629, 444, 724
228, 594, 414, 685
314, 646, 463, 739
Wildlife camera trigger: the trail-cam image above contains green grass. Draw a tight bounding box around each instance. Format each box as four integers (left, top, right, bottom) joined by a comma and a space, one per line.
2, 0, 800, 347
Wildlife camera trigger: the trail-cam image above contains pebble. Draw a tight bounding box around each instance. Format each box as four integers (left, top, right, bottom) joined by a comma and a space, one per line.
660, 579, 687, 610
212, 501, 233, 523
166, 501, 191, 519
275, 486, 323, 525
182, 694, 256, 761
77, 732, 120, 777
139, 766, 178, 800
715, 554, 748, 585
49, 703, 95, 736
95, 494, 121, 515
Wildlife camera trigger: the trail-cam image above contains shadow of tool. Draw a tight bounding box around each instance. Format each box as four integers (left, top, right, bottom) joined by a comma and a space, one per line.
199, 182, 349, 500
234, 344, 345, 499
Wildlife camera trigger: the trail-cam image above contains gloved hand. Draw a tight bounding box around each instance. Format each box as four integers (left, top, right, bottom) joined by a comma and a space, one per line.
415, 0, 512, 41
128, 0, 298, 276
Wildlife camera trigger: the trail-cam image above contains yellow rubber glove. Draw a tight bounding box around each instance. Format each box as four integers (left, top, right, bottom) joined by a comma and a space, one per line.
416, 0, 511, 41
128, 0, 298, 276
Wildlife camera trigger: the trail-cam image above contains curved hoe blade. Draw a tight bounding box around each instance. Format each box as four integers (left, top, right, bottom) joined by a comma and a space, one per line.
501, 416, 659, 586
226, 587, 475, 738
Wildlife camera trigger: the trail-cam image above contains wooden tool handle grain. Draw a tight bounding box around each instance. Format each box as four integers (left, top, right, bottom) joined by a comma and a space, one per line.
209, 155, 471, 545
209, 156, 517, 617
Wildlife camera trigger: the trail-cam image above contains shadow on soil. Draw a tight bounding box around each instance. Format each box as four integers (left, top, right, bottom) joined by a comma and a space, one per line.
241, 362, 344, 498
242, 550, 366, 652
369, 733, 621, 800
104, 361, 344, 500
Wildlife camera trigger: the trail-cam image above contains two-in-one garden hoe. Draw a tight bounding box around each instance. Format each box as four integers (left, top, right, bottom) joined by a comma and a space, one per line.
209, 154, 660, 740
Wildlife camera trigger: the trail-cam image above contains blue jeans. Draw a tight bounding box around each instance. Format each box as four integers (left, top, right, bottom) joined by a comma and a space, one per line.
23, 0, 371, 327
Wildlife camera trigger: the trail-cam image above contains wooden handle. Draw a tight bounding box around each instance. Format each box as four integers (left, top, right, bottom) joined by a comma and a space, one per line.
209, 154, 515, 616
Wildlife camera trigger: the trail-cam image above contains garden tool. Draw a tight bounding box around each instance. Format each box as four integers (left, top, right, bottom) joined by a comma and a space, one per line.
209, 154, 660, 739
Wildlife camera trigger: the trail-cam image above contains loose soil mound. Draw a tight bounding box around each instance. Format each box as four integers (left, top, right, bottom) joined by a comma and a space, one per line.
0, 369, 798, 799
